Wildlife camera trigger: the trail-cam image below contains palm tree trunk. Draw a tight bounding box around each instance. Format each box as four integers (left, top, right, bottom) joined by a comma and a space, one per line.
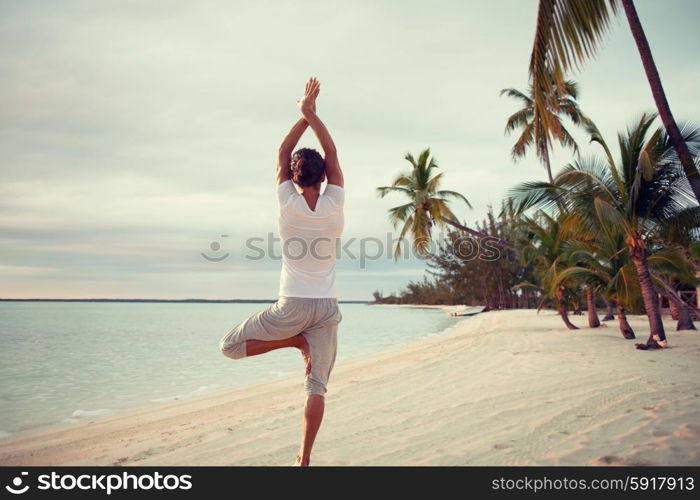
656, 278, 700, 316
621, 0, 700, 203
628, 237, 666, 347
675, 302, 696, 331
544, 147, 571, 216
586, 285, 601, 328
669, 298, 679, 321
617, 303, 636, 339
633, 257, 667, 346
555, 284, 578, 330
543, 147, 554, 184
602, 297, 615, 321
442, 218, 516, 250
656, 285, 697, 331
634, 259, 666, 344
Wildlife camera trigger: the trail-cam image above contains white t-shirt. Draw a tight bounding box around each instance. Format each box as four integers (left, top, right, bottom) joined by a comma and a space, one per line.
277, 180, 344, 298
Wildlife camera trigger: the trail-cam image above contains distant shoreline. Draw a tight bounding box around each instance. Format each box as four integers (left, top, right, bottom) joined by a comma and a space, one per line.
0, 298, 370, 304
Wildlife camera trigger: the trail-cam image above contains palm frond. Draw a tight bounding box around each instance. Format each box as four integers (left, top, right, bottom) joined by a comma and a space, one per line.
377, 185, 412, 199
647, 247, 695, 282
593, 196, 631, 240
499, 88, 533, 104
504, 108, 534, 134
512, 122, 535, 160
507, 181, 568, 215
529, 0, 619, 142
388, 202, 416, 229
436, 190, 472, 209
394, 215, 414, 260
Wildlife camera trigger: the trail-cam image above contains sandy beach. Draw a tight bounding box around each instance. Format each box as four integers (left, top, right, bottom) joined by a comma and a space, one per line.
1, 308, 698, 466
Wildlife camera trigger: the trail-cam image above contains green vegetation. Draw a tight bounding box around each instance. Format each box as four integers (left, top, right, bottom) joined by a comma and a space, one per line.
374, 2, 700, 350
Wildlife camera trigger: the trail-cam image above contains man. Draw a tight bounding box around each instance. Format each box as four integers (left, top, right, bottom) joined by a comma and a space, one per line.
219, 77, 344, 466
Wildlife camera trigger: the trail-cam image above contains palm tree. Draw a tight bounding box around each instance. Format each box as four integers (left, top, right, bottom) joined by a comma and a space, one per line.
377, 149, 471, 259
515, 212, 580, 330
528, 0, 700, 202
501, 79, 589, 182
555, 234, 639, 338
377, 149, 513, 260
510, 113, 700, 348
561, 245, 601, 328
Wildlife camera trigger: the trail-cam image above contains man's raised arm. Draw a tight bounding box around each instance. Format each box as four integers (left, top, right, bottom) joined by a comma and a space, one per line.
276, 117, 308, 185
298, 78, 344, 188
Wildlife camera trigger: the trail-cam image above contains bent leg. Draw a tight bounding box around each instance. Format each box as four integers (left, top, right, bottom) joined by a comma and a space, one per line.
245, 335, 303, 357
246, 334, 313, 375
219, 301, 308, 360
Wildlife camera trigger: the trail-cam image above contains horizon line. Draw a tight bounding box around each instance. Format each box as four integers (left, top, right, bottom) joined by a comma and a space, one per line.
0, 298, 370, 304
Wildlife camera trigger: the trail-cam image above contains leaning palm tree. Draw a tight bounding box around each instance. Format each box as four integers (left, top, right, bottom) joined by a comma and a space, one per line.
501, 79, 589, 182
559, 243, 601, 328
377, 149, 513, 260
377, 149, 471, 259
510, 113, 700, 349
528, 0, 700, 202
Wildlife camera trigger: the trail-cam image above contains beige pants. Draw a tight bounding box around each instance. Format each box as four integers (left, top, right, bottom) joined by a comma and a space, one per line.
219, 297, 341, 395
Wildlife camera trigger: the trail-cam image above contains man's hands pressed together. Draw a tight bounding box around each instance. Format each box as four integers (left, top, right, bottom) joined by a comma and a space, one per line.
276, 76, 343, 188
298, 77, 344, 188
298, 77, 320, 117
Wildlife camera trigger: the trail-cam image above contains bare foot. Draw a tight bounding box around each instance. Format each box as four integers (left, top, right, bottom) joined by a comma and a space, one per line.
293, 453, 310, 466
296, 335, 312, 376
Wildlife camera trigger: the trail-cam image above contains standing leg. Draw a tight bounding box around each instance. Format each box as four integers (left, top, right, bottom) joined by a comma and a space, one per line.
293, 305, 339, 466
295, 395, 324, 466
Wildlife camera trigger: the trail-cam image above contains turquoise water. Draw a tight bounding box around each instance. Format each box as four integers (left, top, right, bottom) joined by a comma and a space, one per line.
0, 302, 464, 438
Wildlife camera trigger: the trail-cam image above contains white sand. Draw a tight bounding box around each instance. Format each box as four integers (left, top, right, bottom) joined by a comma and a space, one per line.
1, 309, 698, 466
370, 303, 479, 315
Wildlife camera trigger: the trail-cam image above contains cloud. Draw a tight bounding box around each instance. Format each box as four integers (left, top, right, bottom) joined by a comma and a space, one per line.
1, 0, 698, 299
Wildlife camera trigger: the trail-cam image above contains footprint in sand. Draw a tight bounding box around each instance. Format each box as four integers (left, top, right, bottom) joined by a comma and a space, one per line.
590, 455, 625, 465
592, 455, 652, 466
493, 443, 512, 450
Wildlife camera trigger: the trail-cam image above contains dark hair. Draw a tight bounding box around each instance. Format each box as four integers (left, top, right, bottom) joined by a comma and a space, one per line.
291, 148, 325, 187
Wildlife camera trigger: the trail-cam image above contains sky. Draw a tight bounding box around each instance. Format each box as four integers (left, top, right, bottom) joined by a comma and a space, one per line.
1, 0, 699, 300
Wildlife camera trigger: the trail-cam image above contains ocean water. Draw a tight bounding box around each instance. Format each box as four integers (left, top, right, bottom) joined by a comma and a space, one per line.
0, 302, 466, 438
